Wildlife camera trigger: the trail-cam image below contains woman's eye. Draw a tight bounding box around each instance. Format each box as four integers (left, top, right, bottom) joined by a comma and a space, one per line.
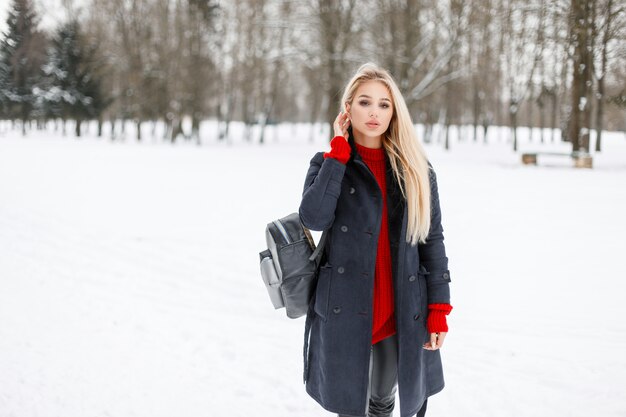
359, 100, 389, 108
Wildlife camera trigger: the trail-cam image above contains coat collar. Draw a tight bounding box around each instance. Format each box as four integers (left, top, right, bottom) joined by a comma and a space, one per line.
346, 126, 407, 246
346, 126, 404, 203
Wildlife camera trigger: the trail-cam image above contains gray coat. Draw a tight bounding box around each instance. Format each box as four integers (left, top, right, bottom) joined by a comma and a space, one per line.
298, 134, 452, 417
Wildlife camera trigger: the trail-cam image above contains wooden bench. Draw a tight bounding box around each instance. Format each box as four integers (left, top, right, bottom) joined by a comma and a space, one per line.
521, 151, 593, 168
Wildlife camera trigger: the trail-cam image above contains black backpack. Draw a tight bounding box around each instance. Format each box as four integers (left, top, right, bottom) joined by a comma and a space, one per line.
259, 213, 328, 318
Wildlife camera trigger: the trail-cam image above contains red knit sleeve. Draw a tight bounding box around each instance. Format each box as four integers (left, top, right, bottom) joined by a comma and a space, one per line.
426, 303, 453, 333
323, 136, 351, 164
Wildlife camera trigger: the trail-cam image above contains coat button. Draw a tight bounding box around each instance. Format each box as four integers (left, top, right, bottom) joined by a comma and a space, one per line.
414, 313, 420, 320
340, 225, 348, 232
443, 272, 450, 280
337, 266, 345, 274
333, 306, 342, 314
349, 187, 356, 194
408, 275, 416, 282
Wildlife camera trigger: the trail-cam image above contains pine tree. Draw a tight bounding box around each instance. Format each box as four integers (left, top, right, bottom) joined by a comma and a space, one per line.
0, 0, 46, 134
40, 19, 105, 137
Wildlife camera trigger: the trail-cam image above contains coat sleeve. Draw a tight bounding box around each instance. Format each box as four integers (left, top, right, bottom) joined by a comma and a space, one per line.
298, 152, 347, 231
418, 162, 452, 304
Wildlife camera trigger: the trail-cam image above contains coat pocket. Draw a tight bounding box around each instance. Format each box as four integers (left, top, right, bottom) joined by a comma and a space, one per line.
314, 264, 332, 322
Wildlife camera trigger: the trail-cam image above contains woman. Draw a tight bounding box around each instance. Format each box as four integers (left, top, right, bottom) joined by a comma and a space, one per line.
299, 63, 453, 417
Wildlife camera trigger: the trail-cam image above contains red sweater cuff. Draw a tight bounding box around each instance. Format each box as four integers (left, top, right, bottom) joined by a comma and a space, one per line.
323, 136, 351, 164
427, 303, 453, 333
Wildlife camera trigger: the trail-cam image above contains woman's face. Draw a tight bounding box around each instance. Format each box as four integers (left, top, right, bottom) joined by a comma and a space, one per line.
346, 80, 394, 140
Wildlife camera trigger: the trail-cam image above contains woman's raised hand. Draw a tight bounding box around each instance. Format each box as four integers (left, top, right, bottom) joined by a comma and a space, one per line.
333, 110, 351, 140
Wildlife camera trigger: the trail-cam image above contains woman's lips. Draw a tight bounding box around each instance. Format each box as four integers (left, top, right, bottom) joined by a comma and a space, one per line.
365, 122, 379, 128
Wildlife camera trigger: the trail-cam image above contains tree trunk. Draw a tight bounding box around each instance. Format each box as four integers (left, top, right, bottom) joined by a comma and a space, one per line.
163, 119, 171, 141
528, 87, 534, 143
110, 119, 116, 141
595, 0, 612, 152
595, 75, 605, 153
511, 107, 518, 152
170, 118, 183, 143
192, 114, 201, 145
568, 0, 594, 153
482, 116, 490, 144
551, 92, 558, 143
120, 118, 126, 141
223, 120, 231, 144
473, 89, 480, 142
538, 94, 545, 143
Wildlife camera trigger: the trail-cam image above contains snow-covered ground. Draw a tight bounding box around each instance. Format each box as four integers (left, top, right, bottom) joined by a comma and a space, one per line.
1, 122, 625, 417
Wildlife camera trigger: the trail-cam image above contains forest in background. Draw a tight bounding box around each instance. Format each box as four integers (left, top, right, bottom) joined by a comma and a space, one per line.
0, 0, 625, 153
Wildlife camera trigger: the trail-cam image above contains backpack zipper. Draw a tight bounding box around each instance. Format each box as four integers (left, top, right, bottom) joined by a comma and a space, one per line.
273, 220, 291, 244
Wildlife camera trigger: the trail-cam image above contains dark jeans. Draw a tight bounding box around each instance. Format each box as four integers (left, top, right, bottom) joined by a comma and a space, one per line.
336, 334, 428, 417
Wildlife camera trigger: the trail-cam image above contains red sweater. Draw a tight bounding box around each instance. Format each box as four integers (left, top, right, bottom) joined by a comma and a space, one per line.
356, 141, 397, 344
323, 136, 452, 341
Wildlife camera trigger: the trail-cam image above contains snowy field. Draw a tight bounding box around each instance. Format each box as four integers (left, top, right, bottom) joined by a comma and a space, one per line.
1, 121, 625, 417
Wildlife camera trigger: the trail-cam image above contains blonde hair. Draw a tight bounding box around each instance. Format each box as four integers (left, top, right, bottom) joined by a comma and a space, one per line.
340, 63, 432, 245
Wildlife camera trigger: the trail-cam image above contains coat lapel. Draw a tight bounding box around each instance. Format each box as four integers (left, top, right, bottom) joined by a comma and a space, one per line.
346, 127, 406, 248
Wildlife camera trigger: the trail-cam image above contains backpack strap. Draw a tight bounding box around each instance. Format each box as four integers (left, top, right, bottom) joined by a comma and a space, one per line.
303, 301, 313, 384
303, 228, 328, 383
308, 229, 328, 264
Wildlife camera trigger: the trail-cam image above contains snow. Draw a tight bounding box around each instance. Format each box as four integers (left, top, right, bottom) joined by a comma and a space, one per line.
1, 122, 625, 417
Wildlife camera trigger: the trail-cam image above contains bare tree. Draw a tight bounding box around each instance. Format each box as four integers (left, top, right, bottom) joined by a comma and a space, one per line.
593, 0, 625, 151
501, 0, 543, 152
306, 0, 360, 139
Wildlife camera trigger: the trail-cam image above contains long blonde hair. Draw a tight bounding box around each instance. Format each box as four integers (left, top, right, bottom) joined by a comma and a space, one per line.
340, 63, 432, 245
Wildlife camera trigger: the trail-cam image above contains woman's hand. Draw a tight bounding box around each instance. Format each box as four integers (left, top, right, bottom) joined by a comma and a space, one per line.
333, 110, 351, 140
423, 332, 447, 350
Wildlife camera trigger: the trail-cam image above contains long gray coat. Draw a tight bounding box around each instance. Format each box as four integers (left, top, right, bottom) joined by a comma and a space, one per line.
298, 134, 452, 417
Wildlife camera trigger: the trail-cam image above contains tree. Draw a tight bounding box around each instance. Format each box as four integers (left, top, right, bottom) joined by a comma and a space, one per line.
38, 19, 105, 137
308, 0, 360, 139
183, 0, 219, 144
593, 0, 625, 151
567, 0, 595, 153
0, 0, 47, 134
